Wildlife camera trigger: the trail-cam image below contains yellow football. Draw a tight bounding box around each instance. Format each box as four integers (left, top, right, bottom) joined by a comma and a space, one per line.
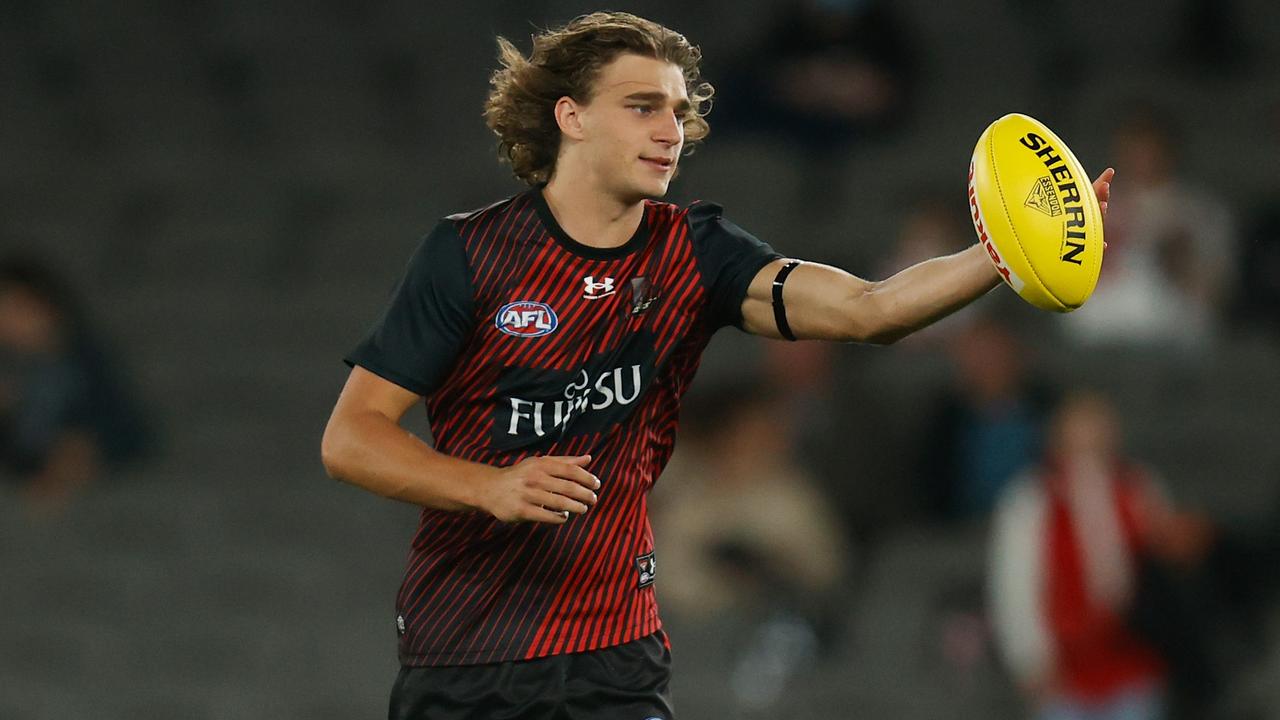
968, 113, 1104, 312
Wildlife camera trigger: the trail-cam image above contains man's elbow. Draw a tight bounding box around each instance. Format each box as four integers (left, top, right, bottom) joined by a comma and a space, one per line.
320, 418, 353, 481
843, 283, 908, 345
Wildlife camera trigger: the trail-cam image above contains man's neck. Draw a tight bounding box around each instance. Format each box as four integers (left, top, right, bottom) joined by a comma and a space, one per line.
542, 171, 645, 250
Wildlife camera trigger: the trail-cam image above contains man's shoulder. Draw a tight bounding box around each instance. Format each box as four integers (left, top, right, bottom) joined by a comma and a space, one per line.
641, 199, 733, 247
673, 199, 760, 247
444, 190, 534, 226
646, 197, 725, 224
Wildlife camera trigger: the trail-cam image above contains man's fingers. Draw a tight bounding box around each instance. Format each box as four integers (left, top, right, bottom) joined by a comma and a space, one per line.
542, 458, 601, 489
492, 455, 602, 524
527, 475, 597, 507
531, 489, 590, 515
544, 454, 593, 467
1093, 168, 1115, 200
523, 506, 571, 525
1092, 169, 1113, 219
545, 477, 598, 506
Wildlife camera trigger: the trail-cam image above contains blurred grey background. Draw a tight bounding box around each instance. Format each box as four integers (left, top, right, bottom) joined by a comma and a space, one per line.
2, 0, 1280, 718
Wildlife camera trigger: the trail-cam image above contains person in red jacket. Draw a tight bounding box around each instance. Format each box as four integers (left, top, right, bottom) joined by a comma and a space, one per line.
988, 392, 1212, 720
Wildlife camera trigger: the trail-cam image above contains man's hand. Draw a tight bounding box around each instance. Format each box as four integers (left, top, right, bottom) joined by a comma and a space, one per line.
1093, 167, 1115, 250
1093, 167, 1115, 218
478, 454, 600, 524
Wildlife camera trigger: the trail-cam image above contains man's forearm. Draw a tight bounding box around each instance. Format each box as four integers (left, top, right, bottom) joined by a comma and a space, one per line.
859, 244, 1001, 344
321, 411, 494, 511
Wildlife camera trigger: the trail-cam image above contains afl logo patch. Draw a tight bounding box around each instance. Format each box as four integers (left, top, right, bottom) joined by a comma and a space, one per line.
496, 301, 558, 337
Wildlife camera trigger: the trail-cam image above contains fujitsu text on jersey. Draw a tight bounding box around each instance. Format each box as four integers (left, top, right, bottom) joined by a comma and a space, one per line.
506, 364, 644, 437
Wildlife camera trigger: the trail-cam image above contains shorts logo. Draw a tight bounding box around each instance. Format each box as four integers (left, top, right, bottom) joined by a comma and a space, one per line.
636, 551, 656, 589
496, 301, 558, 337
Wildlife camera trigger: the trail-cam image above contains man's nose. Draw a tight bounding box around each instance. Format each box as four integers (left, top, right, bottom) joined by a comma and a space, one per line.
653, 110, 682, 145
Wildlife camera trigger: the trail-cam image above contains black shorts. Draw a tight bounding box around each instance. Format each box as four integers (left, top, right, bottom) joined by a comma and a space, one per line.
388, 631, 674, 720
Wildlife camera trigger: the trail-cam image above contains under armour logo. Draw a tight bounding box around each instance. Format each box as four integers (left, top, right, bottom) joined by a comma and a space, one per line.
583, 275, 616, 300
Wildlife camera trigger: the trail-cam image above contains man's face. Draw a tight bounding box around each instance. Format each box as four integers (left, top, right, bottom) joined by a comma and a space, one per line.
573, 54, 690, 201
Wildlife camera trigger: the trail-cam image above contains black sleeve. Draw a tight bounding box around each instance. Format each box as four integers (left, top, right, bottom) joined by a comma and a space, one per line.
344, 221, 475, 396
687, 201, 784, 330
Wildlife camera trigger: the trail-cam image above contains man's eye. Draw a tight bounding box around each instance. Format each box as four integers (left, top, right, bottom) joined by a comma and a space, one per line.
630, 105, 654, 115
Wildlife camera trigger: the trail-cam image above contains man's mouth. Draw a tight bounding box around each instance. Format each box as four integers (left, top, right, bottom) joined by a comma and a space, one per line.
640, 156, 675, 171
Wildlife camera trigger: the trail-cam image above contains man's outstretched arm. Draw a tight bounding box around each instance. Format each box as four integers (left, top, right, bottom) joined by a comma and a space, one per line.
741, 169, 1114, 344
741, 246, 1000, 344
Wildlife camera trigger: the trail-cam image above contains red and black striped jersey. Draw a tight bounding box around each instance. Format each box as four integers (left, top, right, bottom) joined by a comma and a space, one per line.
346, 186, 780, 666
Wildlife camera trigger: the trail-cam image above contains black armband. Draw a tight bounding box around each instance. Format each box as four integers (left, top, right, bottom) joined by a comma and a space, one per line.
771, 260, 801, 341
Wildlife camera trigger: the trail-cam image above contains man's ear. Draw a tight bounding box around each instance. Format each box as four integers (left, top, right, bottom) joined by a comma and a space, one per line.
554, 96, 587, 141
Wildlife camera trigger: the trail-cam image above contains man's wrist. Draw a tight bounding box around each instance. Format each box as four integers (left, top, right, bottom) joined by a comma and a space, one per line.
968, 242, 1003, 287
455, 461, 498, 514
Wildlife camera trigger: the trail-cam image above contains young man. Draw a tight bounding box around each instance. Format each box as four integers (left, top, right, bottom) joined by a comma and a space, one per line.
321, 11, 1113, 719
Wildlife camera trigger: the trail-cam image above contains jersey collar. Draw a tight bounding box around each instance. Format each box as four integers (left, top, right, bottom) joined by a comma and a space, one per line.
532, 185, 651, 260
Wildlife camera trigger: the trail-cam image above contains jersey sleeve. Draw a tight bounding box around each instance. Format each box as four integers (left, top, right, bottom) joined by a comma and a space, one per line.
687, 201, 784, 330
344, 220, 475, 396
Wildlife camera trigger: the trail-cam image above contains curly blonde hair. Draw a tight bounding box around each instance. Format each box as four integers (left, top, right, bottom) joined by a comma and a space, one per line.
484, 12, 714, 186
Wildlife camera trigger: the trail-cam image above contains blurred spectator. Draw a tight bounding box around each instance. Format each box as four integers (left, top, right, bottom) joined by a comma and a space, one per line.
881, 193, 974, 274
652, 378, 849, 710
919, 314, 1054, 522
713, 0, 918, 205
0, 256, 151, 514
880, 192, 977, 351
1061, 104, 1236, 350
988, 393, 1213, 720
761, 334, 837, 461
716, 0, 916, 147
